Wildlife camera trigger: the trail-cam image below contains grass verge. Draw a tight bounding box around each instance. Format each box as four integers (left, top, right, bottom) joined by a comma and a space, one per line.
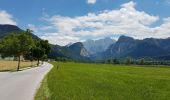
35, 76, 51, 100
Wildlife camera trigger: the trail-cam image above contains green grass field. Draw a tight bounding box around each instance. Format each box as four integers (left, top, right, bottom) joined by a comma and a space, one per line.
36, 62, 170, 100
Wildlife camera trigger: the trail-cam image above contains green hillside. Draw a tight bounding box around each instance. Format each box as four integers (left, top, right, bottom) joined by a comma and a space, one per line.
36, 62, 170, 100
0, 24, 22, 39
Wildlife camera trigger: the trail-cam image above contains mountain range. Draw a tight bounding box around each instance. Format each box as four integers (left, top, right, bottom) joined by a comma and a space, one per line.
49, 42, 90, 62
0, 24, 39, 40
83, 37, 116, 54
1, 24, 170, 61
104, 36, 170, 60
0, 24, 22, 39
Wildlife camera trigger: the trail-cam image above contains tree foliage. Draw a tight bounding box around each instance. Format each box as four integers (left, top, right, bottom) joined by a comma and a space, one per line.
0, 28, 51, 70
0, 31, 34, 71
125, 57, 132, 65
32, 40, 51, 65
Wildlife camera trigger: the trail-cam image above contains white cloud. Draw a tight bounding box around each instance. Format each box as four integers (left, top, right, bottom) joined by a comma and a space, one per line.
28, 24, 54, 32
0, 10, 16, 25
41, 33, 80, 46
87, 0, 96, 4
33, 1, 170, 46
28, 24, 37, 32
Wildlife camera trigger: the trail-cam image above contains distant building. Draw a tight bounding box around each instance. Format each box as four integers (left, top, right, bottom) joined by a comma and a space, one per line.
0, 54, 14, 60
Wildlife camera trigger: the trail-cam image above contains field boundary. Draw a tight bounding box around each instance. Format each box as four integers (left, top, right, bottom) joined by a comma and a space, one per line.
34, 62, 53, 100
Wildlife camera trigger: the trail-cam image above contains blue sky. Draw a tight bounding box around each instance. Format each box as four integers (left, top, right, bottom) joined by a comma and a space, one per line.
0, 0, 170, 45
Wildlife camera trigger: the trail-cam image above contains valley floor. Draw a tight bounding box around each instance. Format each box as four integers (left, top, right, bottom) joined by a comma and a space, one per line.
36, 62, 170, 100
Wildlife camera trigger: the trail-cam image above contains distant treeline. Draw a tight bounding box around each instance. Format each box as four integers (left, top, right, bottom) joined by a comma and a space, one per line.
55, 57, 74, 62
100, 58, 170, 66
53, 56, 170, 66
54, 57, 91, 63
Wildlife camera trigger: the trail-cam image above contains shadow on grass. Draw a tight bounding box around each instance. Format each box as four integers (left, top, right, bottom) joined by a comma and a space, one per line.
0, 65, 40, 72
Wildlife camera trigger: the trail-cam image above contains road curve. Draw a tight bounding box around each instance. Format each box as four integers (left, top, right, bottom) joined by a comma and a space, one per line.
0, 62, 53, 100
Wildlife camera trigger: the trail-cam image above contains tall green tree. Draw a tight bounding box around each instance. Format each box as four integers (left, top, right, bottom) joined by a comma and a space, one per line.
40, 40, 51, 55
125, 57, 132, 65
32, 40, 51, 65
140, 58, 145, 65
113, 58, 120, 64
0, 31, 34, 71
32, 46, 45, 66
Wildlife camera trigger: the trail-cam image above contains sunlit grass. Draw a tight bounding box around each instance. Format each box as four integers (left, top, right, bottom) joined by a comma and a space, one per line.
36, 62, 170, 100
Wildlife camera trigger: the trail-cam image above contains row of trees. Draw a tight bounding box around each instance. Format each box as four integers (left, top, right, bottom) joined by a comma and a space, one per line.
55, 57, 73, 62
103, 58, 170, 65
0, 29, 51, 71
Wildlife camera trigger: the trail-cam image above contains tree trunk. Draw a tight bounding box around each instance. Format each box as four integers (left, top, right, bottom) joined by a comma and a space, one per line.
31, 60, 33, 67
37, 59, 39, 66
17, 55, 21, 71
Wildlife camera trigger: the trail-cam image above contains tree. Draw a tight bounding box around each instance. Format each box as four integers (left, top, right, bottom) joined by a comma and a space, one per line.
140, 58, 145, 65
0, 31, 34, 71
125, 57, 131, 65
40, 40, 51, 55
32, 40, 51, 65
32, 46, 45, 66
113, 58, 120, 64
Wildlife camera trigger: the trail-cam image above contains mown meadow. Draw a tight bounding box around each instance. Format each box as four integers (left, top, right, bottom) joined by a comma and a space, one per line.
36, 62, 170, 100
0, 60, 37, 71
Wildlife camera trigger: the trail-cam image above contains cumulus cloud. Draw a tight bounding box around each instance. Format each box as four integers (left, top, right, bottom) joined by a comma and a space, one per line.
0, 10, 16, 25
33, 1, 170, 46
87, 0, 96, 4
41, 33, 80, 46
28, 24, 54, 32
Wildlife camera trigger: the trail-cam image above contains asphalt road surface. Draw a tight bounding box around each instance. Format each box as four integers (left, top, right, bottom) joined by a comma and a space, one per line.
0, 62, 53, 100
